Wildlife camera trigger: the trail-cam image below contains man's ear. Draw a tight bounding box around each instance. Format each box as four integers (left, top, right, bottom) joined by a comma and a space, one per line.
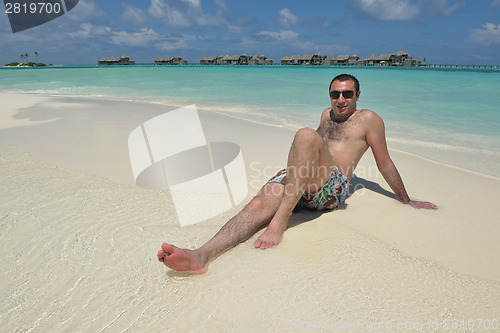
356, 90, 361, 101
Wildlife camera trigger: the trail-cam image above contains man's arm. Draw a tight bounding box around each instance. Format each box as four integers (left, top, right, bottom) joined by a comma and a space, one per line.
364, 111, 437, 210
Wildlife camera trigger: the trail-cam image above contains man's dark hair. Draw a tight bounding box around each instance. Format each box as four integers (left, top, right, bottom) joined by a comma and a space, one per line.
329, 74, 360, 92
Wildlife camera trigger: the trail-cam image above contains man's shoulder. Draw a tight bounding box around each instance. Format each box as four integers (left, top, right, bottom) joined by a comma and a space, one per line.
321, 107, 331, 115
355, 109, 384, 124
356, 109, 380, 118
320, 107, 333, 121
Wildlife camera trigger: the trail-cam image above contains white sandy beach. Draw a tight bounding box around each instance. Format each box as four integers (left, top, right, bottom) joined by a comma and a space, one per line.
1, 92, 499, 332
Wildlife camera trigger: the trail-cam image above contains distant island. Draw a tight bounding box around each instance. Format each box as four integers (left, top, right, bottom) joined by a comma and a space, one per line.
4, 52, 50, 67
4, 62, 49, 67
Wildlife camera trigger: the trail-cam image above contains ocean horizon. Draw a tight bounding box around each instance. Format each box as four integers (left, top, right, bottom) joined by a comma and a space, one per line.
1, 65, 499, 177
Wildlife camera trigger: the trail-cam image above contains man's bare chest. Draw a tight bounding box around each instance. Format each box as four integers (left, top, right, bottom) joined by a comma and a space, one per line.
318, 121, 355, 142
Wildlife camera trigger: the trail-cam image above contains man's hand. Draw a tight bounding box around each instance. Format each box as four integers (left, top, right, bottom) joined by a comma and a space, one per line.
409, 200, 438, 210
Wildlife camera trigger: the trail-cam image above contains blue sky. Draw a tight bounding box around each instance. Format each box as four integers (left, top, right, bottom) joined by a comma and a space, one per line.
1, 0, 499, 65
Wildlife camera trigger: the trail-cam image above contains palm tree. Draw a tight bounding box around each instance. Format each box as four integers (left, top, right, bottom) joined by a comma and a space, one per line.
25, 53, 29, 63
35, 51, 38, 63
20, 54, 25, 64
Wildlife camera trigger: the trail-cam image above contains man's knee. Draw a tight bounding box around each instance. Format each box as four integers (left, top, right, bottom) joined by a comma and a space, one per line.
294, 127, 321, 146
245, 185, 282, 215
244, 195, 264, 213
243, 195, 272, 221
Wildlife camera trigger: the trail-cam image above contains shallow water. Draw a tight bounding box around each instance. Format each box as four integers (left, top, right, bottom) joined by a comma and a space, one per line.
1, 65, 499, 177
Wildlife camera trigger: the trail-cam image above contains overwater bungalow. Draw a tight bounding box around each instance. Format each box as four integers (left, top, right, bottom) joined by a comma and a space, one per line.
335, 55, 350, 65
348, 54, 360, 65
200, 53, 272, 65
200, 55, 219, 65
280, 55, 291, 65
98, 55, 135, 65
322, 51, 422, 67
323, 55, 337, 66
378, 54, 393, 66
280, 53, 325, 65
221, 54, 249, 65
154, 56, 187, 65
365, 54, 379, 66
248, 54, 273, 65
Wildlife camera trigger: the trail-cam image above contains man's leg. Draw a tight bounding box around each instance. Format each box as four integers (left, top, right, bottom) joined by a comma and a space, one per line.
157, 183, 284, 274
254, 128, 335, 249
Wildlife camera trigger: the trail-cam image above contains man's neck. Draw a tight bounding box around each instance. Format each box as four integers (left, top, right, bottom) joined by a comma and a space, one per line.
331, 108, 357, 123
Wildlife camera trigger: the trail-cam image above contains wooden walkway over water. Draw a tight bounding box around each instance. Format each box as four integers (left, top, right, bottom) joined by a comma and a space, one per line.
424, 64, 498, 69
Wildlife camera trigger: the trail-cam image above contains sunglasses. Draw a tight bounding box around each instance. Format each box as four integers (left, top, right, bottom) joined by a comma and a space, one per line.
329, 90, 356, 99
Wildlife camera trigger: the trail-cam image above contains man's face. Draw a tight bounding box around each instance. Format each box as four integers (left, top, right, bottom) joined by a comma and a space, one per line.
329, 79, 360, 120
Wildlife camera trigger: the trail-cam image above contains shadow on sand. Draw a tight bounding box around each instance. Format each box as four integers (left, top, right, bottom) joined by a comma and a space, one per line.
287, 174, 398, 228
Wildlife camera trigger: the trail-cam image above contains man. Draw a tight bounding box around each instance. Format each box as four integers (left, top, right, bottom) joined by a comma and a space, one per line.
157, 74, 437, 274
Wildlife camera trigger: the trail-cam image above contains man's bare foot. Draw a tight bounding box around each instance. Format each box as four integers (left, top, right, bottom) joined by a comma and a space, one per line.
157, 243, 208, 274
254, 225, 285, 249
409, 200, 438, 210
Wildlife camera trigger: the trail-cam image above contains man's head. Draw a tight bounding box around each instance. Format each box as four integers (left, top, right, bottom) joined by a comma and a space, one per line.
329, 74, 360, 92
329, 74, 360, 121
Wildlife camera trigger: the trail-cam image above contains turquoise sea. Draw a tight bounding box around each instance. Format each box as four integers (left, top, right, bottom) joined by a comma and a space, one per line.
1, 65, 499, 177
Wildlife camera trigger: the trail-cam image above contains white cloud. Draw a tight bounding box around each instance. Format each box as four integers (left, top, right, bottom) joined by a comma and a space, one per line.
244, 29, 348, 57
181, 0, 201, 7
227, 24, 244, 33
104, 27, 194, 51
469, 23, 500, 45
490, 0, 500, 9
106, 27, 161, 47
472, 54, 494, 62
419, 0, 465, 16
352, 0, 465, 21
65, 0, 105, 21
258, 30, 299, 41
255, 30, 318, 50
352, 0, 420, 21
185, 0, 228, 27
68, 23, 93, 38
444, 0, 466, 15
147, 0, 228, 28
148, 0, 192, 28
213, 0, 228, 12
156, 35, 197, 51
121, 4, 148, 26
156, 39, 188, 51
279, 8, 300, 27
194, 11, 225, 27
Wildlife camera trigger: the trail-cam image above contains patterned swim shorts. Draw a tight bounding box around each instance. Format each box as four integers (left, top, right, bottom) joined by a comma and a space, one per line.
266, 167, 349, 211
